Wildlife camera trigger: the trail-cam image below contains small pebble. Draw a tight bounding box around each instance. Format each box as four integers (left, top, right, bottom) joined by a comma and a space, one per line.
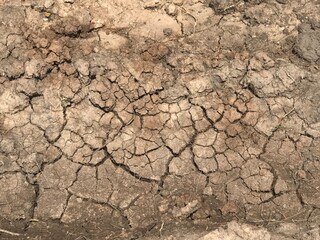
166, 4, 177, 16
143, 0, 160, 9
44, 12, 51, 18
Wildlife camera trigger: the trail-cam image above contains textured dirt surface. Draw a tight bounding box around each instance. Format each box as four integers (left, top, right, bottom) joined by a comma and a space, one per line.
0, 0, 319, 239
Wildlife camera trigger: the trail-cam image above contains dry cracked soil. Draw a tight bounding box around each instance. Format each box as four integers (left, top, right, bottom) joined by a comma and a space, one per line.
0, 0, 320, 239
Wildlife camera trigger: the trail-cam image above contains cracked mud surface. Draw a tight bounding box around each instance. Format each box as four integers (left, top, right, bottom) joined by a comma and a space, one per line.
0, 0, 319, 239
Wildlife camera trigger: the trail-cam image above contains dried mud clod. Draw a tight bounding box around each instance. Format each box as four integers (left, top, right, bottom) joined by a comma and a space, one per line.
294, 22, 320, 63
0, 0, 320, 239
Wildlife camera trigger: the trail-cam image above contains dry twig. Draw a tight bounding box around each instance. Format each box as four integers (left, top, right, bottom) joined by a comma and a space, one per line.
0, 228, 21, 236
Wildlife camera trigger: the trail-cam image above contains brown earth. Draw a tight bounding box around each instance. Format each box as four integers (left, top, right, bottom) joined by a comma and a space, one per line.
0, 0, 319, 239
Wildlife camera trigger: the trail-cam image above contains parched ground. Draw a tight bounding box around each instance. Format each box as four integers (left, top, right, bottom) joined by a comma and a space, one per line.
0, 0, 319, 239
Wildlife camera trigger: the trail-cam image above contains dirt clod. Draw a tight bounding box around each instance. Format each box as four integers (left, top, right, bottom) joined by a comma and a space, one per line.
294, 23, 320, 63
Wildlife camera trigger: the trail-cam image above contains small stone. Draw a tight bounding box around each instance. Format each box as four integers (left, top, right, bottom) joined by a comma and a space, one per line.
92, 19, 105, 29
64, 0, 74, 3
166, 4, 177, 16
158, 200, 169, 213
44, 12, 51, 18
203, 186, 213, 196
297, 169, 307, 179
143, 0, 160, 8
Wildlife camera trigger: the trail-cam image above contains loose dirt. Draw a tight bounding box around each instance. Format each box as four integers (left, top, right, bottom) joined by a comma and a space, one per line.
0, 0, 319, 239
